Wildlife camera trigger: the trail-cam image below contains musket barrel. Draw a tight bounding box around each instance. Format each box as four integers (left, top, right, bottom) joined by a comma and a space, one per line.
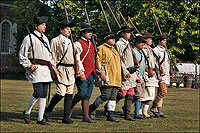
99, 0, 112, 32
153, 13, 162, 35
106, 2, 121, 28
128, 18, 141, 34
118, 11, 135, 38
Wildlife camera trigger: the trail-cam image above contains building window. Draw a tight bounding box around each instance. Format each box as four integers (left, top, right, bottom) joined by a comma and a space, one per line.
0, 21, 11, 53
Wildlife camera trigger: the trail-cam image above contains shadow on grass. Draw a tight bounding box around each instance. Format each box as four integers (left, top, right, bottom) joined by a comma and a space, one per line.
0, 110, 38, 123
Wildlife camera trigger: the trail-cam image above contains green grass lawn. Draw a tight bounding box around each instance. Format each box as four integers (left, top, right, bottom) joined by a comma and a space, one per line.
1, 79, 199, 132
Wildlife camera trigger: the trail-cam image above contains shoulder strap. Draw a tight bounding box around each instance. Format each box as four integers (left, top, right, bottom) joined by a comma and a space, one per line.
78, 39, 91, 62
32, 32, 51, 53
56, 41, 70, 68
160, 51, 166, 65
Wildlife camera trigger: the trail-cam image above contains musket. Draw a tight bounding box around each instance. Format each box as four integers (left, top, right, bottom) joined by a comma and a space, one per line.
99, 0, 112, 32
153, 12, 174, 76
106, 2, 121, 28
26, 25, 35, 64
128, 18, 141, 34
62, 0, 79, 74
118, 11, 136, 38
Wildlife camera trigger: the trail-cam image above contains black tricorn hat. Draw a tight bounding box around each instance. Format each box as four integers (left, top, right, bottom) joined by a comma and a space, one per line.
80, 24, 95, 32
117, 25, 133, 34
143, 32, 154, 39
135, 34, 147, 43
103, 32, 116, 40
157, 34, 168, 40
33, 16, 48, 25
59, 21, 75, 29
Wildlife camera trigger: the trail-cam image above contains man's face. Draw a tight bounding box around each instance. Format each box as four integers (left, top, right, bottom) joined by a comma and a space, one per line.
136, 42, 144, 50
159, 39, 167, 47
35, 23, 46, 34
106, 38, 115, 46
122, 31, 131, 40
144, 38, 153, 46
82, 30, 93, 40
60, 27, 71, 37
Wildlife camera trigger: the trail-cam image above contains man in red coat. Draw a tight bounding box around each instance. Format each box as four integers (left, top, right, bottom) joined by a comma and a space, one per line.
70, 24, 96, 123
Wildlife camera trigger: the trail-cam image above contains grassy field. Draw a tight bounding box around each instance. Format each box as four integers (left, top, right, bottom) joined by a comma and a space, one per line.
0, 79, 199, 132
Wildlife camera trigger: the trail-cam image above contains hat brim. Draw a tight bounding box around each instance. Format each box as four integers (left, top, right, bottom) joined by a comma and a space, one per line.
80, 27, 96, 32
104, 34, 116, 40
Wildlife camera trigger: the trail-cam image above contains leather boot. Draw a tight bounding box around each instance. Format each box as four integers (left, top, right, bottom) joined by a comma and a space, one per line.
69, 94, 81, 117
82, 100, 95, 123
62, 94, 74, 124
124, 95, 135, 121
157, 107, 167, 118
44, 94, 63, 122
89, 96, 104, 120
107, 111, 120, 122
150, 102, 160, 117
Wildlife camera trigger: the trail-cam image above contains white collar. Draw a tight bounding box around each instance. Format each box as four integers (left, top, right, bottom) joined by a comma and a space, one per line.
59, 34, 69, 41
81, 36, 90, 42
34, 30, 43, 38
121, 37, 129, 44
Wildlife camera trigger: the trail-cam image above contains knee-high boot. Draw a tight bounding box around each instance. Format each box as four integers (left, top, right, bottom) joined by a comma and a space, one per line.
124, 95, 135, 121
89, 96, 104, 120
44, 93, 63, 122
62, 94, 74, 124
107, 100, 120, 122
70, 94, 81, 116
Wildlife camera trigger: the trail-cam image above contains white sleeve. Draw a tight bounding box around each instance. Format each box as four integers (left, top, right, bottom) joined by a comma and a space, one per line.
18, 35, 32, 69
74, 41, 85, 72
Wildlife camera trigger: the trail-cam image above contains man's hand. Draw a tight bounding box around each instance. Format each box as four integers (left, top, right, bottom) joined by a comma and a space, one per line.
170, 74, 175, 79
80, 73, 86, 81
96, 69, 106, 81
126, 73, 131, 79
30, 64, 37, 71
157, 76, 162, 81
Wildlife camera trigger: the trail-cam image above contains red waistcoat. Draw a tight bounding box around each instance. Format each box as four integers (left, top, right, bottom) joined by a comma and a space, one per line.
77, 38, 95, 78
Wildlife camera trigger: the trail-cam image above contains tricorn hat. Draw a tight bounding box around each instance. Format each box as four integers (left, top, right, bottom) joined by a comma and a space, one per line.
157, 34, 168, 40
80, 24, 95, 32
59, 21, 75, 29
135, 34, 147, 43
33, 16, 48, 25
143, 32, 154, 39
103, 32, 116, 40
117, 25, 133, 34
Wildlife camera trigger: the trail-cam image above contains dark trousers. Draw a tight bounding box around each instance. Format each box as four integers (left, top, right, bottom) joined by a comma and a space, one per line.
75, 74, 94, 100
99, 86, 119, 101
32, 82, 50, 98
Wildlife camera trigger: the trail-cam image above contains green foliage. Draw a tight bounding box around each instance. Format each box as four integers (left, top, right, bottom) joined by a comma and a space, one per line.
11, 0, 199, 63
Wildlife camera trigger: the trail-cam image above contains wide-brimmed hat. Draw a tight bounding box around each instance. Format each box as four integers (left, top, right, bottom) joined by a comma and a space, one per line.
135, 35, 147, 43
59, 21, 75, 29
103, 32, 116, 40
117, 25, 133, 34
80, 24, 95, 32
143, 32, 154, 39
33, 16, 48, 25
157, 34, 168, 40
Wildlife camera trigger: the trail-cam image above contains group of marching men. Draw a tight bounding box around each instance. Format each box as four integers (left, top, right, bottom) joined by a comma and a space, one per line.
19, 16, 174, 125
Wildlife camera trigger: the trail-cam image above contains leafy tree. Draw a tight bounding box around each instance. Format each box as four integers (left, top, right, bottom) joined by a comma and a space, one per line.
11, 0, 199, 64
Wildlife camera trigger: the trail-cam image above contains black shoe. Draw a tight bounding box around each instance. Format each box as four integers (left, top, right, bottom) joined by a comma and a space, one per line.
89, 105, 96, 120
160, 115, 167, 118
82, 118, 96, 123
23, 111, 31, 124
44, 110, 52, 122
37, 119, 50, 125
62, 118, 74, 124
134, 115, 146, 120
107, 116, 120, 123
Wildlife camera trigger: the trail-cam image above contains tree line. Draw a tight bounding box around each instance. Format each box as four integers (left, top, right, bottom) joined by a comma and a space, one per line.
11, 0, 199, 64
